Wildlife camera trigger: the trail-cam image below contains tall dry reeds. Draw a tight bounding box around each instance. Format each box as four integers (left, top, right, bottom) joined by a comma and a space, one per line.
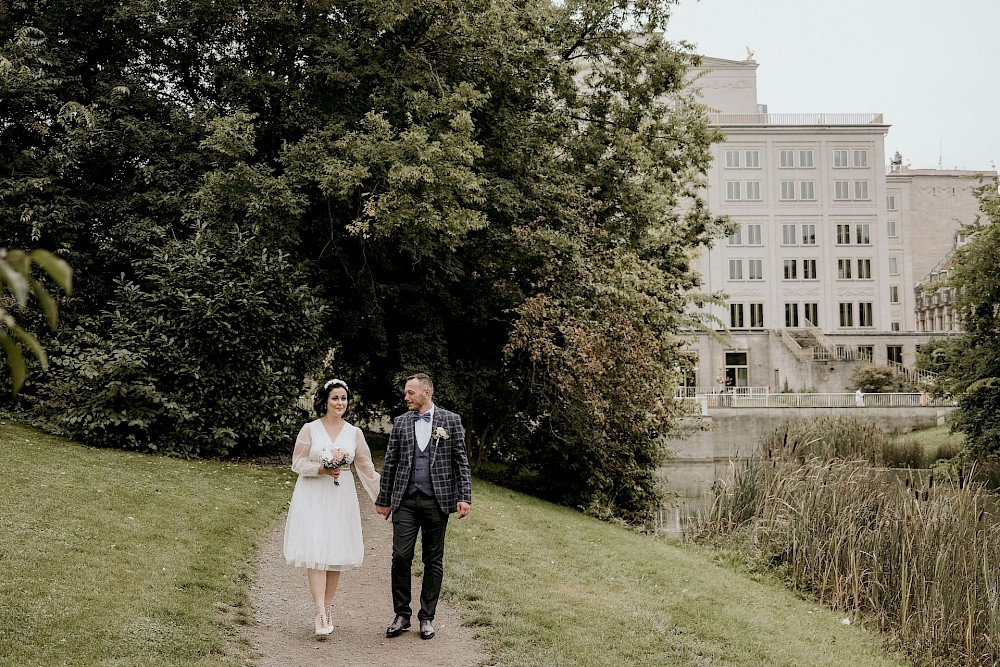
695, 417, 1000, 667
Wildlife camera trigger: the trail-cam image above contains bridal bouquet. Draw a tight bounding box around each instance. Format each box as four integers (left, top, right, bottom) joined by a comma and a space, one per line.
320, 448, 350, 485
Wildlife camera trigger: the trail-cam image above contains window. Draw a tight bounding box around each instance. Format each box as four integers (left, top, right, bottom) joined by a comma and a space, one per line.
728, 259, 743, 280
725, 351, 749, 388
886, 195, 897, 210
749, 303, 764, 328
747, 224, 762, 245
746, 181, 761, 200
748, 259, 763, 280
834, 150, 849, 168
854, 180, 870, 200
891, 321, 901, 332
859, 302, 874, 327
782, 224, 797, 245
837, 259, 853, 279
887, 345, 903, 364
779, 150, 795, 168
837, 224, 852, 245
834, 181, 850, 200
725, 150, 741, 168
803, 259, 818, 280
856, 223, 871, 245
800, 181, 815, 200
887, 220, 897, 237
857, 258, 872, 279
728, 226, 742, 245
857, 345, 874, 361
780, 181, 796, 200
783, 259, 798, 280
801, 224, 816, 245
785, 303, 800, 327
853, 150, 868, 168
889, 257, 899, 275
890, 285, 900, 303
804, 303, 819, 327
726, 181, 742, 200
799, 150, 814, 168
744, 150, 760, 168
839, 302, 854, 327
730, 303, 745, 328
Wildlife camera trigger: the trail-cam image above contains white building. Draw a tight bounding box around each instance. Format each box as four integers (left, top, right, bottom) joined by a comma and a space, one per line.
684, 57, 992, 392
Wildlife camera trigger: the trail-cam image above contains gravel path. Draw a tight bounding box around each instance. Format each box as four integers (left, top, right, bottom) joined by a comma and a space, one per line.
246, 475, 490, 667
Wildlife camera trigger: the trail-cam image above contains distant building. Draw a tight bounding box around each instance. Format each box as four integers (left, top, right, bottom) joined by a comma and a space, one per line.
914, 251, 962, 334
682, 57, 993, 393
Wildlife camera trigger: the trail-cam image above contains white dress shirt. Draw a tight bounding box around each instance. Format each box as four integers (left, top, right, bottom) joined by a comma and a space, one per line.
415, 405, 434, 451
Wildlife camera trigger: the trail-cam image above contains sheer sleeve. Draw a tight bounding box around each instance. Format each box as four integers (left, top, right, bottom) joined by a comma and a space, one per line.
353, 427, 381, 501
290, 423, 322, 477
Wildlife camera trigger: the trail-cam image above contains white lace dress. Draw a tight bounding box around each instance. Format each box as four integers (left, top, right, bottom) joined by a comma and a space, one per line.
283, 420, 381, 571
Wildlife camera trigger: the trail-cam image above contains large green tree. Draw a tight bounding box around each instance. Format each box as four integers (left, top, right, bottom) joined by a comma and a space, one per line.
0, 0, 724, 519
917, 178, 1000, 458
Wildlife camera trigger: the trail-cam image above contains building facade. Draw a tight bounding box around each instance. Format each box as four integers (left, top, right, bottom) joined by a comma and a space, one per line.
684, 57, 992, 392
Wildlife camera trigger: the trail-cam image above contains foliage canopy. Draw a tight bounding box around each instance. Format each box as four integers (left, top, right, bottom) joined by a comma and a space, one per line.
0, 0, 725, 520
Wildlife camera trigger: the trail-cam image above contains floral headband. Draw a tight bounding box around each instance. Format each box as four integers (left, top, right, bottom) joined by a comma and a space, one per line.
324, 378, 349, 393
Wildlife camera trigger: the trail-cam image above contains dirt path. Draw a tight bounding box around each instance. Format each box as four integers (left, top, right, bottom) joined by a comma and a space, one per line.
246, 476, 490, 667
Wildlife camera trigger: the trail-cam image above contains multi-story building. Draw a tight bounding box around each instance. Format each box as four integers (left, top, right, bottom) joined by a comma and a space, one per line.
683, 57, 992, 392
890, 167, 985, 333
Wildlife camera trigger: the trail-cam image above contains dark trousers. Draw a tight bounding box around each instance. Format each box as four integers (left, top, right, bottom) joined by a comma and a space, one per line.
391, 491, 449, 621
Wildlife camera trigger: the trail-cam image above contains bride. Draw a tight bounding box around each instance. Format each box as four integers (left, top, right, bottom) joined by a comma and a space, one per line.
283, 378, 381, 636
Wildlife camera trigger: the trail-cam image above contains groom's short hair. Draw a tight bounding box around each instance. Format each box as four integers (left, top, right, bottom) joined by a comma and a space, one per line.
406, 372, 434, 393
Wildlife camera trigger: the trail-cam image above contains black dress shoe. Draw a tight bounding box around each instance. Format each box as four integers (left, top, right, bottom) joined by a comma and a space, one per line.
419, 619, 435, 640
386, 615, 410, 638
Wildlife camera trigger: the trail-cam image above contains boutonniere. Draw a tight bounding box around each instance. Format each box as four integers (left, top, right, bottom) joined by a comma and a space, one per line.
433, 426, 450, 443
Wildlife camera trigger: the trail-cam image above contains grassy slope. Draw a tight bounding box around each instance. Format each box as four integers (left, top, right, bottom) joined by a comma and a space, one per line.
0, 422, 295, 667
445, 483, 908, 667
1, 422, 907, 667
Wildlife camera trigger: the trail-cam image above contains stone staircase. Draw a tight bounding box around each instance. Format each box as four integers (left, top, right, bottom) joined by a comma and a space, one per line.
775, 326, 937, 386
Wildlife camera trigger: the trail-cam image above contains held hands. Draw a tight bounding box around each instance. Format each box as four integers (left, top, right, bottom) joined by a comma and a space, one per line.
374, 503, 469, 519
321, 466, 341, 479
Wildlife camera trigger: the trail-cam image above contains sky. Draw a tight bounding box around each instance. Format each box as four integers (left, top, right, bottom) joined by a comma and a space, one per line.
666, 0, 999, 172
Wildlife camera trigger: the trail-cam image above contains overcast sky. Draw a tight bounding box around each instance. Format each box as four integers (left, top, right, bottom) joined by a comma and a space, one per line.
666, 0, 998, 172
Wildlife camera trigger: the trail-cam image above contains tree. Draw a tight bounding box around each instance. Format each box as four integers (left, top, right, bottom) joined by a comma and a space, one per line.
916, 177, 1000, 458
0, 0, 725, 520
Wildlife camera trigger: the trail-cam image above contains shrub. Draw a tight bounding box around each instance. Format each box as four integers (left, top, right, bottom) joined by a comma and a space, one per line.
851, 364, 916, 393
24, 231, 327, 457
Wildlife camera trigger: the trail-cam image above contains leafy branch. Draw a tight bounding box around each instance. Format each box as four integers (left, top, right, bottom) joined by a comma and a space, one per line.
0, 249, 72, 393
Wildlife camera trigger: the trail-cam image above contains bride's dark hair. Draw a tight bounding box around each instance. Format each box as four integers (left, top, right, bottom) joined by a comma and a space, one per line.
314, 378, 350, 416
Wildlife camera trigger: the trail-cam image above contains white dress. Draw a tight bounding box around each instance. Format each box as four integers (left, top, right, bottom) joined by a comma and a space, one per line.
283, 419, 381, 571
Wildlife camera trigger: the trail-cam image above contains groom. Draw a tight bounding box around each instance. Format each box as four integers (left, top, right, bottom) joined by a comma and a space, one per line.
376, 373, 472, 640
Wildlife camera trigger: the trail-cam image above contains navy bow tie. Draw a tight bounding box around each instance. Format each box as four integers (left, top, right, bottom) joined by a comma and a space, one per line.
415, 411, 431, 422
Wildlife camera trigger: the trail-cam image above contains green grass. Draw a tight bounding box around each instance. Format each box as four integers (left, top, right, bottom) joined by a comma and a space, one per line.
0, 421, 295, 667
890, 424, 964, 452
1, 422, 907, 667
445, 482, 907, 667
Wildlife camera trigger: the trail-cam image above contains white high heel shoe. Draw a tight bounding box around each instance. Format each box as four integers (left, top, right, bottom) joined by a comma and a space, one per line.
314, 610, 332, 637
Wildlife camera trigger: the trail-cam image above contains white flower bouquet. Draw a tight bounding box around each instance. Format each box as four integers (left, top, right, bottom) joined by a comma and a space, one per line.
320, 447, 350, 485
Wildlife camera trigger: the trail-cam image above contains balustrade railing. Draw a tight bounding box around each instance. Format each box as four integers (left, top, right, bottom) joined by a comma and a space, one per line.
673, 388, 950, 409
707, 112, 884, 126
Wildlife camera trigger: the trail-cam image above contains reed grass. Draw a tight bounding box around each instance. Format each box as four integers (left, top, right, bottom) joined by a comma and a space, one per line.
694, 417, 1000, 666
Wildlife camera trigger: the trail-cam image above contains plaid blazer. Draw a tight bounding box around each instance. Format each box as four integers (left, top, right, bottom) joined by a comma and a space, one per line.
376, 406, 473, 515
